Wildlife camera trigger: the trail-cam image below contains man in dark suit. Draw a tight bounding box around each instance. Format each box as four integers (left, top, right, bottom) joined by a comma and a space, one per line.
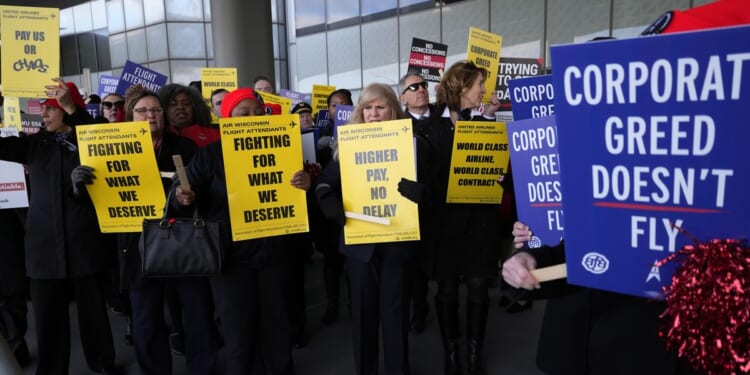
398, 73, 433, 334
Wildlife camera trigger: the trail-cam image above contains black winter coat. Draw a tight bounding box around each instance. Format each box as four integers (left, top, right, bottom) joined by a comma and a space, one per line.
0, 208, 27, 296
118, 132, 198, 289
175, 141, 293, 266
0, 109, 115, 279
420, 104, 509, 280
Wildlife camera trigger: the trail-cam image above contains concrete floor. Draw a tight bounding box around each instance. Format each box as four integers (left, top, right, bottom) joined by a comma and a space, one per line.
20, 252, 546, 375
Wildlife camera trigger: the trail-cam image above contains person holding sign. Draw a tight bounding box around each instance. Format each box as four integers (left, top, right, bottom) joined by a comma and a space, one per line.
316, 83, 422, 375
503, 222, 699, 375
173, 87, 310, 375
421, 61, 509, 375
0, 79, 119, 374
77, 85, 218, 374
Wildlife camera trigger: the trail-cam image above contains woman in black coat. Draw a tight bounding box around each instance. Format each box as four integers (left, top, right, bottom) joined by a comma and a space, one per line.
76, 85, 218, 375
0, 79, 117, 374
421, 61, 509, 375
173, 88, 310, 375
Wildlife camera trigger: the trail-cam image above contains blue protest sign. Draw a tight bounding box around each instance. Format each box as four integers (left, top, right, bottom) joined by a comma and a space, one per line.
332, 105, 353, 139
97, 75, 119, 97
508, 115, 563, 248
115, 60, 168, 96
279, 89, 306, 105
86, 103, 100, 119
508, 75, 554, 121
315, 109, 329, 129
550, 25, 750, 298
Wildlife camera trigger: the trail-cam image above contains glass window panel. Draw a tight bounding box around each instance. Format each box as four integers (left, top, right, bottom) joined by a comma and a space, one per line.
109, 32, 128, 68
612, 0, 687, 39
91, 0, 108, 30
73, 4, 93, 34
441, 0, 489, 63
490, 0, 544, 59
60, 8, 76, 37
362, 18, 398, 86
295, 33, 328, 92
148, 60, 171, 81
95, 32, 112, 71
326, 0, 359, 24
144, 0, 166, 25
327, 26, 361, 90
400, 0, 432, 7
165, 0, 203, 21
362, 0, 396, 16
78, 33, 98, 71
203, 0, 212, 21
167, 23, 207, 59
295, 0, 325, 30
169, 60, 206, 86
127, 28, 148, 64
272, 24, 288, 60
547, 0, 610, 65
147, 24, 169, 61
276, 0, 286, 23
277, 59, 289, 91
61, 35, 80, 76
124, 0, 145, 29
205, 23, 214, 60
273, 24, 280, 59
107, 0, 126, 34
398, 7, 441, 74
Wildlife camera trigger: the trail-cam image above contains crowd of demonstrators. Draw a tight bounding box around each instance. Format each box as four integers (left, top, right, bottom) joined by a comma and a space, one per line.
173, 87, 311, 375
316, 83, 419, 375
0, 79, 118, 374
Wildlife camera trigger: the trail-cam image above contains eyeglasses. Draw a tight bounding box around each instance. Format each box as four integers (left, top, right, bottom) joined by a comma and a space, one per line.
133, 107, 164, 115
102, 101, 125, 109
401, 81, 428, 95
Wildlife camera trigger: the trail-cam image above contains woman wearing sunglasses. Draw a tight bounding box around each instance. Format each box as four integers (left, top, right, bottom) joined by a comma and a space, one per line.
100, 93, 126, 123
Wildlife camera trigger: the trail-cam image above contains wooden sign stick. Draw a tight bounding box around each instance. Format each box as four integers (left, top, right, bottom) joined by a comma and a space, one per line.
172, 155, 191, 193
530, 263, 567, 282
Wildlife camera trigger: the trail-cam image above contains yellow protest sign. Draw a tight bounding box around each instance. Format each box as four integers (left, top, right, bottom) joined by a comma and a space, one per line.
3, 97, 22, 130
311, 84, 335, 113
338, 119, 420, 245
466, 27, 502, 104
76, 122, 165, 233
220, 114, 309, 241
200, 67, 237, 101
0, 6, 60, 98
258, 91, 293, 115
446, 121, 509, 204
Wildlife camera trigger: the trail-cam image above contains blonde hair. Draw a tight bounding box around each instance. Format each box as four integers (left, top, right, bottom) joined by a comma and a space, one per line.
333, 83, 405, 161
350, 83, 405, 124
437, 60, 488, 112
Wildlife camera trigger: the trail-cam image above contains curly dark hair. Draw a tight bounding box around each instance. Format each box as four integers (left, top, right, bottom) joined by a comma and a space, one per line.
157, 83, 212, 128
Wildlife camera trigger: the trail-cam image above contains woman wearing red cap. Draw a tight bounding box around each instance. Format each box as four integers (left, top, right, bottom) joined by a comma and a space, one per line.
173, 87, 310, 375
0, 78, 118, 374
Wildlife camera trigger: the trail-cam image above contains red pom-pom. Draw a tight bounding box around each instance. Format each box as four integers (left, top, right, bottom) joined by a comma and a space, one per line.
661, 239, 750, 375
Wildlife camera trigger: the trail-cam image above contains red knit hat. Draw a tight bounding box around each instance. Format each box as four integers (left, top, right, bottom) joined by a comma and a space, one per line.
220, 88, 265, 118
40, 81, 86, 111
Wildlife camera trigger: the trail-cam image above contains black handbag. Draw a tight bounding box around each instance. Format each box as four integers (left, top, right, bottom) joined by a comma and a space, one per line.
139, 192, 226, 277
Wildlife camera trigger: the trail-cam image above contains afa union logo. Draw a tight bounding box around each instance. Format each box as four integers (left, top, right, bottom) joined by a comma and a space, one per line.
581, 252, 609, 274
527, 236, 542, 248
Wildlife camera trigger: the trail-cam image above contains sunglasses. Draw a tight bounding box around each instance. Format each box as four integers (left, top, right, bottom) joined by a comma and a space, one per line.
102, 101, 125, 109
401, 81, 428, 95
